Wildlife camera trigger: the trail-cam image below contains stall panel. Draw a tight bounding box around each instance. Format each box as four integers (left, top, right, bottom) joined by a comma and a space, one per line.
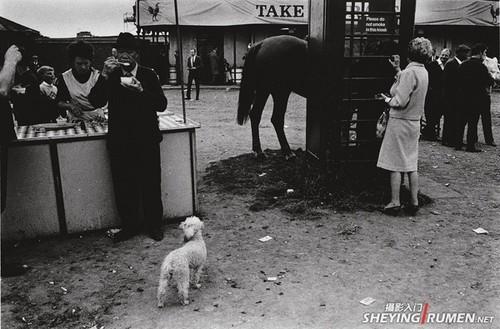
57, 139, 119, 233
1, 144, 60, 240
160, 131, 196, 218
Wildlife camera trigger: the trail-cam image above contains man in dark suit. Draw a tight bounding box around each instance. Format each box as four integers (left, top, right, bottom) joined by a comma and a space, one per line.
422, 48, 450, 141
89, 33, 168, 242
441, 44, 470, 146
455, 43, 494, 152
186, 48, 201, 100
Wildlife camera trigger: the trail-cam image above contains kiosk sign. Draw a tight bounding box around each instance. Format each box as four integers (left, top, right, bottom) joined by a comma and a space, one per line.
364, 15, 389, 33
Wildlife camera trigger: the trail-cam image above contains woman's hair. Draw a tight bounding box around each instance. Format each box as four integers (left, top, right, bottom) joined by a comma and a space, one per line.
67, 41, 94, 62
408, 37, 433, 64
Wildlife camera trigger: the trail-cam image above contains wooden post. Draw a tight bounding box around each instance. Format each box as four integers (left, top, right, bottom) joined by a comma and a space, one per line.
174, 0, 187, 123
233, 30, 237, 84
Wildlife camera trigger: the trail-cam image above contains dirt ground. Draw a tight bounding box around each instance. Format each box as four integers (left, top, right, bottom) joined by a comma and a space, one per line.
1, 88, 499, 329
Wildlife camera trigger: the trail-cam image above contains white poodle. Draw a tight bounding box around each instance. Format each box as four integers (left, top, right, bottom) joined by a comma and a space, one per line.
157, 216, 207, 307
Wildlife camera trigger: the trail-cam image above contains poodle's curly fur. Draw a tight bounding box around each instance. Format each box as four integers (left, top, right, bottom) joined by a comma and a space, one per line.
157, 216, 207, 307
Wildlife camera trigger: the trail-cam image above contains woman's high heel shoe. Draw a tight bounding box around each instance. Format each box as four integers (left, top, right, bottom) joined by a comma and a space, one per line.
404, 204, 419, 216
382, 205, 401, 216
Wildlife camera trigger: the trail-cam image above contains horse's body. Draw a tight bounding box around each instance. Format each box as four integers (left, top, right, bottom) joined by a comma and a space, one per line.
237, 35, 308, 159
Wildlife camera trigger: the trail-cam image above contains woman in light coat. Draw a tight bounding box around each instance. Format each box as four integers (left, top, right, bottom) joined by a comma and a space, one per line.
377, 37, 432, 215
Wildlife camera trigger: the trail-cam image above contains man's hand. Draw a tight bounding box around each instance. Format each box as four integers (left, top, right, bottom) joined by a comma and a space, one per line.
69, 104, 83, 117
59, 101, 83, 117
101, 57, 120, 79
120, 76, 143, 93
4, 45, 22, 65
388, 54, 401, 72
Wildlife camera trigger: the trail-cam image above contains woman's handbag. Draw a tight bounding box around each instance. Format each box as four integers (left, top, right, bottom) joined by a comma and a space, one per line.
376, 108, 390, 139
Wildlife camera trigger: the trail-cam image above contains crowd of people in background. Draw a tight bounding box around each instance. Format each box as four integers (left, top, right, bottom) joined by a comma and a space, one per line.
423, 42, 498, 151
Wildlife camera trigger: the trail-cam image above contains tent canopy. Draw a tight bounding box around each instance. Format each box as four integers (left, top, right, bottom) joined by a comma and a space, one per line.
136, 0, 500, 28
137, 0, 308, 26
415, 0, 500, 26
0, 16, 40, 35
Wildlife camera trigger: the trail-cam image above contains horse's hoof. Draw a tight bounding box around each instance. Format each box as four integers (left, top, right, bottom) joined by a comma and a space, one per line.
253, 151, 267, 160
284, 152, 296, 161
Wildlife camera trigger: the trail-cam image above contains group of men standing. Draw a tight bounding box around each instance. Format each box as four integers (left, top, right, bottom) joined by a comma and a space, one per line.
423, 43, 496, 152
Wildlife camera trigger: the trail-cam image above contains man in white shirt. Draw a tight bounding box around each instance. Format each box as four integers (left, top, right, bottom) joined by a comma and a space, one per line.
423, 48, 450, 141
186, 49, 201, 100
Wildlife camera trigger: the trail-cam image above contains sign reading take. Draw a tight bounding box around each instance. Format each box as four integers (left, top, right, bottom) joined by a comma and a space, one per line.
256, 5, 305, 18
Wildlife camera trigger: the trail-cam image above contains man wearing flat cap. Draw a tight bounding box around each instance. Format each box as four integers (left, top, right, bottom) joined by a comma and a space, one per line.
89, 32, 168, 242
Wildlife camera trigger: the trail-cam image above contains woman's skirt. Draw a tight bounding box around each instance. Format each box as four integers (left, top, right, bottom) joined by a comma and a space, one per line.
377, 117, 420, 172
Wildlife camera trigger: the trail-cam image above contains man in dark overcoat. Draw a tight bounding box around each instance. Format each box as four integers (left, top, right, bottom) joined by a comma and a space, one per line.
441, 45, 470, 146
455, 43, 494, 152
422, 48, 450, 141
89, 32, 168, 242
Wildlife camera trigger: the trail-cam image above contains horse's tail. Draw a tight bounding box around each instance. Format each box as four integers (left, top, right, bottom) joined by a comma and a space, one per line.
237, 43, 262, 125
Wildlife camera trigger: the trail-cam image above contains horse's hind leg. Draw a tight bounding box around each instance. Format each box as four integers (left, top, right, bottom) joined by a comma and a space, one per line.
249, 90, 269, 158
271, 91, 295, 160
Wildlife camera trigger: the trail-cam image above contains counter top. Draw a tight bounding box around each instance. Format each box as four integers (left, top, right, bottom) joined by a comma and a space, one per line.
13, 112, 200, 144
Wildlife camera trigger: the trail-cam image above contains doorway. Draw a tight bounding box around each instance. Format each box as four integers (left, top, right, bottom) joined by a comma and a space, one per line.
197, 30, 224, 84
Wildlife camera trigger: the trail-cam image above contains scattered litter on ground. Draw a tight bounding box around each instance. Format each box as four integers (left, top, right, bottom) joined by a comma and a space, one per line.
258, 236, 273, 242
360, 297, 376, 306
473, 228, 489, 234
470, 282, 483, 290
338, 224, 361, 236
430, 210, 441, 215
266, 277, 278, 282
258, 173, 267, 177
225, 277, 240, 288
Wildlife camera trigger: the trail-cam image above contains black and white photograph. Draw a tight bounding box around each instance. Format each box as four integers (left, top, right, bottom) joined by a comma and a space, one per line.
1, 0, 499, 328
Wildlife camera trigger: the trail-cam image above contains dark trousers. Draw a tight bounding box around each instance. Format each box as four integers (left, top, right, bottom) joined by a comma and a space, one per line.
109, 143, 163, 232
480, 97, 494, 144
423, 96, 443, 139
1, 146, 7, 213
442, 102, 457, 145
456, 111, 480, 149
186, 71, 200, 100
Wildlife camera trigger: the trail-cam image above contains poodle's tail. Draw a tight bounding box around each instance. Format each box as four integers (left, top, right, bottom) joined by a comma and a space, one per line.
237, 42, 262, 125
